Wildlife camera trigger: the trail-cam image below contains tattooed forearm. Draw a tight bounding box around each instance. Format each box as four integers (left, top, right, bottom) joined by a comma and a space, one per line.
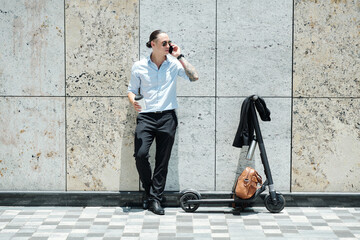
178, 57, 199, 82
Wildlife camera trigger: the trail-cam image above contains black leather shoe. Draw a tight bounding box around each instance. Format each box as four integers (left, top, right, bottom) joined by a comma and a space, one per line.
148, 200, 165, 215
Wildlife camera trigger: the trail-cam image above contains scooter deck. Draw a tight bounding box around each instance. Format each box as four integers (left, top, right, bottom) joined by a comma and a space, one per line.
185, 184, 267, 205
186, 198, 253, 205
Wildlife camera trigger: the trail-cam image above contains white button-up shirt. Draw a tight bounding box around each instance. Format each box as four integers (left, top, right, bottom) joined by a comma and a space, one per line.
128, 54, 190, 113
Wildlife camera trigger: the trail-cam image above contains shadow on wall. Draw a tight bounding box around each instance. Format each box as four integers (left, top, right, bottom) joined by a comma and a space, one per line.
167, 131, 180, 191
119, 101, 139, 191
232, 146, 253, 190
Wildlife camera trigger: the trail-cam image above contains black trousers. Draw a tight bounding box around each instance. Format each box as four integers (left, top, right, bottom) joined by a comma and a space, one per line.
134, 110, 178, 202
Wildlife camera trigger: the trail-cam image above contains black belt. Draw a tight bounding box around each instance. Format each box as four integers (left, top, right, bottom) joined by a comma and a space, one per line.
143, 109, 174, 114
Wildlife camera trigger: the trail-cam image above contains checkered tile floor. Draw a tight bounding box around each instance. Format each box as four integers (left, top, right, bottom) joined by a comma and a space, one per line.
0, 206, 359, 239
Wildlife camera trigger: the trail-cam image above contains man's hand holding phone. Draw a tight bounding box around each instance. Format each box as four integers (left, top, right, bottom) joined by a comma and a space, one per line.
169, 43, 181, 58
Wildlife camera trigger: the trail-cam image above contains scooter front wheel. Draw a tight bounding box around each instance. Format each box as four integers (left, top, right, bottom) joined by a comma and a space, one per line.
264, 193, 285, 213
180, 192, 200, 212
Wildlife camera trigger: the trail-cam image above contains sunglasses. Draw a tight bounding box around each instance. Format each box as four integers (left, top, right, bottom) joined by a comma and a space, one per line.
161, 41, 172, 47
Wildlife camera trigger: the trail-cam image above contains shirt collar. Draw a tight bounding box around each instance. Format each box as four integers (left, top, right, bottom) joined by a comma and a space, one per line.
147, 54, 170, 67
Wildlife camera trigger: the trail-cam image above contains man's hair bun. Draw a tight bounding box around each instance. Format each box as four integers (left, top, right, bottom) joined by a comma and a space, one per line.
146, 30, 165, 49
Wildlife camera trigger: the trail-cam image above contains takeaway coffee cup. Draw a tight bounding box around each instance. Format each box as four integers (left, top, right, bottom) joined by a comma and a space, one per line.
134, 93, 146, 111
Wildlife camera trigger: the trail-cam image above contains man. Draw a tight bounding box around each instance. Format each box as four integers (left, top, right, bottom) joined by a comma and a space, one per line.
127, 30, 199, 215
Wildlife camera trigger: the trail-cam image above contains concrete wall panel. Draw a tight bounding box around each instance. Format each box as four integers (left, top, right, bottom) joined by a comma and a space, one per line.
0, 97, 65, 190
65, 0, 139, 96
66, 97, 138, 191
0, 0, 64, 96
217, 0, 292, 97
292, 98, 360, 192
293, 0, 360, 97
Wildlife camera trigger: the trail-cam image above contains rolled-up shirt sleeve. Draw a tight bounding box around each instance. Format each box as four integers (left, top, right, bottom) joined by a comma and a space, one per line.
127, 64, 140, 94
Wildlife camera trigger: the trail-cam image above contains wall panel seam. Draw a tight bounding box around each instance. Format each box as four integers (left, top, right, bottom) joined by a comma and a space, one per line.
290, 0, 295, 193
64, 0, 68, 192
214, 0, 218, 191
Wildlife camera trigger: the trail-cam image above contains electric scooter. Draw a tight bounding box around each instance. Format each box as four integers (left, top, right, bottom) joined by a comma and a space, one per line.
179, 95, 286, 213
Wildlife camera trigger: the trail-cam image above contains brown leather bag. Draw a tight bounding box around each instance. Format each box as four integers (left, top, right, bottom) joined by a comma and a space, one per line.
235, 167, 262, 199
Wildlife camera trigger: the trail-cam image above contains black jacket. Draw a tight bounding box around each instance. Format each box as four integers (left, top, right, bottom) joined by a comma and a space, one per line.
232, 95, 271, 148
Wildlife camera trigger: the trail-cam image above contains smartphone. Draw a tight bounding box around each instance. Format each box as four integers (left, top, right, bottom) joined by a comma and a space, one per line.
169, 45, 173, 54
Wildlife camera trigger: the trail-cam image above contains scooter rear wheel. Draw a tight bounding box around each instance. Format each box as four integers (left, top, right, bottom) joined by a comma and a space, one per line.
180, 192, 200, 212
264, 193, 285, 213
